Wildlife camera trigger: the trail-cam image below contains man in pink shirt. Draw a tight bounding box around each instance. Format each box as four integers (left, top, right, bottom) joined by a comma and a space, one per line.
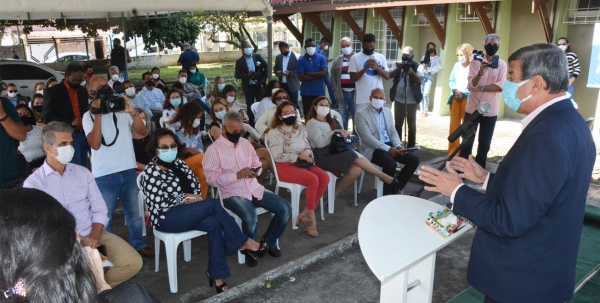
460, 33, 507, 168
203, 112, 291, 267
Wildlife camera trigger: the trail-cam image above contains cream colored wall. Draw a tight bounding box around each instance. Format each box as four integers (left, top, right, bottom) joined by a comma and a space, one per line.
568, 24, 597, 119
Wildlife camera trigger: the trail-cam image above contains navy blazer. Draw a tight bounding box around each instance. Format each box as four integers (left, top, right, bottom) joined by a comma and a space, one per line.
234, 53, 268, 96
453, 99, 596, 302
41, 80, 89, 125
274, 52, 300, 93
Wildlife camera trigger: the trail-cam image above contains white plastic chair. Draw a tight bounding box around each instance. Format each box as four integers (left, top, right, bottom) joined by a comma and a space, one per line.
330, 109, 343, 127
251, 102, 260, 122
355, 131, 385, 198
265, 135, 324, 230
325, 172, 358, 213
135, 173, 147, 236
136, 172, 206, 293
159, 116, 166, 128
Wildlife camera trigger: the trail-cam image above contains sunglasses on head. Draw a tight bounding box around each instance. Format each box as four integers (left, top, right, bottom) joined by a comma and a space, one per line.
282, 111, 295, 116
157, 143, 178, 152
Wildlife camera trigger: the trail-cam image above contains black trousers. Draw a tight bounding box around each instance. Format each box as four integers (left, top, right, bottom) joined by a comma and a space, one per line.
394, 102, 418, 148
371, 143, 420, 194
245, 84, 262, 127
301, 95, 319, 118
484, 296, 501, 303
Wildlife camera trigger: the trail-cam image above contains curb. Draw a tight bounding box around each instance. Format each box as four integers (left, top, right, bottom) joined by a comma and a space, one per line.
200, 233, 359, 303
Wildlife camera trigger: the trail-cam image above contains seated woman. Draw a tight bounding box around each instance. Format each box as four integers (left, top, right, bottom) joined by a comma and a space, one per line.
256, 80, 281, 121
131, 107, 153, 173
208, 97, 229, 142
256, 89, 301, 136
141, 129, 264, 292
16, 104, 45, 168
0, 188, 159, 302
166, 102, 209, 198
306, 97, 398, 199
267, 101, 329, 237
151, 67, 169, 94
162, 88, 184, 123
221, 85, 249, 123
34, 82, 46, 95
209, 76, 226, 104
188, 63, 206, 90
29, 93, 45, 126
46, 77, 58, 88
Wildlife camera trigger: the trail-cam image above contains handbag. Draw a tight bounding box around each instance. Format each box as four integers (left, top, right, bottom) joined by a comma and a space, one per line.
295, 158, 315, 170
329, 133, 358, 154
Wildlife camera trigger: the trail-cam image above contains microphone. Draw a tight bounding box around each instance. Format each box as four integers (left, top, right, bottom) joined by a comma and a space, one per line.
448, 102, 491, 143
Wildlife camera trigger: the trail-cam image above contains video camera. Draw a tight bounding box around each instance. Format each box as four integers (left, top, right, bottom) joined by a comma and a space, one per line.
249, 71, 258, 81
397, 60, 418, 73
89, 85, 126, 115
472, 50, 499, 69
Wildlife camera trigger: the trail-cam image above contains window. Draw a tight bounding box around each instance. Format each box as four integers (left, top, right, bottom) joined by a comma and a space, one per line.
308, 11, 332, 42
411, 5, 445, 27
4, 64, 55, 80
373, 7, 403, 66
339, 9, 365, 55
564, 0, 600, 24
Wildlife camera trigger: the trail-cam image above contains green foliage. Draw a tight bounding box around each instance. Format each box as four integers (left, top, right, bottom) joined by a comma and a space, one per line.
114, 15, 202, 51
195, 13, 265, 52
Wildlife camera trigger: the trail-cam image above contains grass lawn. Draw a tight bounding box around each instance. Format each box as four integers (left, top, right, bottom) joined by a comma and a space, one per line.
126, 62, 236, 85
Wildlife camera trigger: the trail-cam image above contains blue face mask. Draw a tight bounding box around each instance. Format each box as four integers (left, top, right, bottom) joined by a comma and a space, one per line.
157, 148, 178, 162
170, 98, 182, 107
502, 79, 532, 112
215, 111, 226, 120
244, 48, 253, 56
217, 83, 225, 91
114, 93, 124, 97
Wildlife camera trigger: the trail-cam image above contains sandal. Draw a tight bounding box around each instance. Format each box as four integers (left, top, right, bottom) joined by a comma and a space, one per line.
295, 213, 312, 228
206, 270, 228, 293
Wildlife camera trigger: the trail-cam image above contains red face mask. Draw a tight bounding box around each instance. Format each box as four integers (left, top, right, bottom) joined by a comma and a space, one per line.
86, 72, 94, 78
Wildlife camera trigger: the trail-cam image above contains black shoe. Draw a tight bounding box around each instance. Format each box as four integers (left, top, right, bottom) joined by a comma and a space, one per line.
207, 270, 228, 293
267, 246, 281, 258
257, 239, 269, 258
240, 249, 258, 267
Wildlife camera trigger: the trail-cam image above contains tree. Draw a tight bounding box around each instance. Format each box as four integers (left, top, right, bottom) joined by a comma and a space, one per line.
114, 15, 202, 51
195, 13, 265, 52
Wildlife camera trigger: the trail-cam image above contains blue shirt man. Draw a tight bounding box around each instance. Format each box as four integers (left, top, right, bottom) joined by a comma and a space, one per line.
245, 55, 257, 85
297, 38, 329, 116
177, 42, 200, 72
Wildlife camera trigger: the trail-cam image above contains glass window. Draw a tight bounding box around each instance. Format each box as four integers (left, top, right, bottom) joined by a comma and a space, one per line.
374, 7, 404, 67
339, 9, 365, 55
4, 64, 54, 80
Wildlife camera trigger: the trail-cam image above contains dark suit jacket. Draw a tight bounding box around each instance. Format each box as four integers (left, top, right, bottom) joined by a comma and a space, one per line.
453, 99, 596, 303
235, 53, 268, 96
274, 52, 300, 93
41, 80, 89, 125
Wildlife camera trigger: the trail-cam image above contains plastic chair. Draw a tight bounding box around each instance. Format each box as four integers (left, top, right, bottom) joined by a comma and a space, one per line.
325, 172, 358, 213
251, 102, 260, 122
355, 131, 384, 198
265, 135, 324, 230
330, 109, 343, 127
159, 116, 166, 128
135, 173, 147, 236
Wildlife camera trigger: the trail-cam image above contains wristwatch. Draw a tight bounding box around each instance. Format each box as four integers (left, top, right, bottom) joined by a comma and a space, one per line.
479, 86, 485, 92
130, 110, 139, 117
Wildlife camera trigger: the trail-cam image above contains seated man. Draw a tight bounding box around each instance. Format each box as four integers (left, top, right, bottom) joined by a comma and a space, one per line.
355, 88, 420, 195
204, 111, 291, 267
2, 83, 26, 106
23, 121, 143, 287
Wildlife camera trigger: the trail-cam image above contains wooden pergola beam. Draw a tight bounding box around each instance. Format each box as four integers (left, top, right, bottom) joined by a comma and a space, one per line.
301, 12, 334, 44
415, 5, 446, 49
274, 14, 304, 45
373, 7, 404, 49
333, 10, 365, 41
533, 0, 553, 43
470, 2, 495, 35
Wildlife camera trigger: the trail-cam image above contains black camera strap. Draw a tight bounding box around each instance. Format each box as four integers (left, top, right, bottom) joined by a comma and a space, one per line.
89, 112, 119, 147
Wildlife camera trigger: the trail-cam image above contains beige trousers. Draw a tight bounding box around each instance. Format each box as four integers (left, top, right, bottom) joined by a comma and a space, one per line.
98, 229, 143, 287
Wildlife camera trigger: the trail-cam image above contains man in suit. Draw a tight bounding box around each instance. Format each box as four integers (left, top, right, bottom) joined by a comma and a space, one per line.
235, 41, 268, 127
41, 62, 90, 167
355, 88, 420, 195
274, 42, 300, 112
419, 44, 596, 303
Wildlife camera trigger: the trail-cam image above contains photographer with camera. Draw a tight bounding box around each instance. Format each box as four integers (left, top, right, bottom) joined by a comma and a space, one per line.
460, 33, 507, 169
82, 77, 154, 258
389, 46, 424, 148
235, 41, 268, 127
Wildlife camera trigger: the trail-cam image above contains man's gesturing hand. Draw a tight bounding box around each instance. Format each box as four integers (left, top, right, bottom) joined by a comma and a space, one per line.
418, 163, 464, 196
448, 155, 488, 184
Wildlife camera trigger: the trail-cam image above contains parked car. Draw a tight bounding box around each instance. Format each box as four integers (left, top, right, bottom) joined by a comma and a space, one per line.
0, 59, 64, 98
44, 52, 96, 63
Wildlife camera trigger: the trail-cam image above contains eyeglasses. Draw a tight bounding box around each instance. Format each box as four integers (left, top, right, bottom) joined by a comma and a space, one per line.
8, 90, 17, 93
170, 95, 180, 99
157, 143, 178, 152
557, 43, 567, 46
224, 127, 244, 135
275, 96, 289, 101
282, 111, 296, 116
318, 104, 331, 108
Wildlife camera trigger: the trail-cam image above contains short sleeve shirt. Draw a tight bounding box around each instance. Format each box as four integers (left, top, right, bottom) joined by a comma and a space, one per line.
0, 98, 22, 187
297, 54, 328, 96
349, 52, 389, 104
178, 49, 200, 72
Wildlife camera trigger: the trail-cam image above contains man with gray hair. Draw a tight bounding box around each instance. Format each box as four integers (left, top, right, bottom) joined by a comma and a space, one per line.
24, 121, 143, 287
177, 42, 200, 73
419, 43, 595, 303
204, 111, 291, 267
331, 37, 357, 131
459, 33, 507, 168
107, 66, 124, 88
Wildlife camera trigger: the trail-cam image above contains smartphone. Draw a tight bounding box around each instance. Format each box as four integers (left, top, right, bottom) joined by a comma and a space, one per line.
369, 55, 375, 60
400, 147, 421, 152
490, 55, 499, 69
252, 166, 262, 173
97, 244, 107, 257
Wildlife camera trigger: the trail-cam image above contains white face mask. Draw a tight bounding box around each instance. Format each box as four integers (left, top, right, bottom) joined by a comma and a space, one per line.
51, 145, 75, 164
190, 69, 197, 74
458, 56, 467, 63
111, 74, 119, 81
226, 96, 235, 103
37, 90, 44, 95
342, 46, 353, 56
7, 92, 17, 98
371, 97, 385, 109
558, 44, 567, 51
80, 80, 87, 86
152, 73, 160, 79
142, 119, 147, 126
125, 87, 136, 96
323, 45, 329, 50
316, 106, 330, 118
272, 88, 280, 95
192, 118, 201, 128
306, 47, 316, 56
179, 77, 187, 84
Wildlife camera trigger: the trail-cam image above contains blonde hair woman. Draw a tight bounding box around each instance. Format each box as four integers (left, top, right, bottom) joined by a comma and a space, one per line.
447, 43, 473, 155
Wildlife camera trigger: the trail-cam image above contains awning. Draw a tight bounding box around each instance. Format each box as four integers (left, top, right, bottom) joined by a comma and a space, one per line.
0, 0, 273, 20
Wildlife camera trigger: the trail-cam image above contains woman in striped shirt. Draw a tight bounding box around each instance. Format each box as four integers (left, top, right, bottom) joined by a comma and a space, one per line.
556, 37, 580, 98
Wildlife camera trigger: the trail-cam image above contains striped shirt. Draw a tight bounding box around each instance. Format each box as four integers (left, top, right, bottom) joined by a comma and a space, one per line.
203, 136, 264, 201
341, 58, 355, 92
566, 52, 580, 78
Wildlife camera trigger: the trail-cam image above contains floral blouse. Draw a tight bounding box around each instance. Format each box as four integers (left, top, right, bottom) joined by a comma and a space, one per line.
140, 159, 201, 227
267, 125, 313, 163
166, 121, 204, 153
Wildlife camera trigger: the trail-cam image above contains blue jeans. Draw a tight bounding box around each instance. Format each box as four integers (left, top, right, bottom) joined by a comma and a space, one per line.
95, 169, 146, 251
156, 198, 249, 279
222, 191, 291, 248
119, 70, 129, 81
459, 113, 497, 169
567, 74, 575, 98
192, 97, 211, 132
339, 91, 357, 131
420, 77, 433, 113
324, 73, 337, 107
71, 132, 89, 167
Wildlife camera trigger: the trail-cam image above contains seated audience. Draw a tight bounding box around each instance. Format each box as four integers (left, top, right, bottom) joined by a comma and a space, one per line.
209, 97, 229, 141
0, 187, 158, 302
204, 111, 291, 266
221, 85, 249, 123
124, 80, 152, 118
210, 76, 226, 104
34, 82, 46, 95
256, 89, 301, 136
355, 88, 420, 195
15, 104, 45, 168
305, 97, 398, 198
30, 93, 45, 124
188, 63, 207, 89
132, 107, 153, 172
46, 77, 58, 88
163, 88, 184, 123
267, 101, 329, 237
177, 69, 210, 133
3, 83, 26, 106
151, 67, 169, 94
139, 72, 165, 128
256, 80, 281, 121
83, 65, 96, 91
107, 66, 125, 88
141, 129, 263, 292
23, 121, 143, 288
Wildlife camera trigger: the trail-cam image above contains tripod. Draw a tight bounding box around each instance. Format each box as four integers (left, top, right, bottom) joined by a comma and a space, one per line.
400, 69, 410, 147
410, 123, 478, 197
